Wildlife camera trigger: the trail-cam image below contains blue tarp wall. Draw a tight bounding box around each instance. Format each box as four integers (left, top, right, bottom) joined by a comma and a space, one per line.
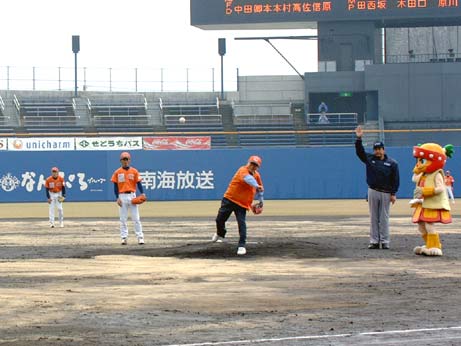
0, 147, 458, 202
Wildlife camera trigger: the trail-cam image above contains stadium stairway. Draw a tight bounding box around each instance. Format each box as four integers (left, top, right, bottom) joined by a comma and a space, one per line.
0, 93, 21, 132
292, 103, 309, 146
220, 103, 239, 147
361, 121, 380, 147
73, 97, 92, 130
153, 124, 167, 133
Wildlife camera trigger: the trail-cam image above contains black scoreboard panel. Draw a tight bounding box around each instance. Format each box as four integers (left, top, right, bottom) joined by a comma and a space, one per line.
191, 0, 461, 28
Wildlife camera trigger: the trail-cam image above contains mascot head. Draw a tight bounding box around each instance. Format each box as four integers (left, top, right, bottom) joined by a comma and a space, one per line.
413, 143, 454, 174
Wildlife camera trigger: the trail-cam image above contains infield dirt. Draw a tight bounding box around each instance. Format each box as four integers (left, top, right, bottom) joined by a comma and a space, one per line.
0, 200, 460, 346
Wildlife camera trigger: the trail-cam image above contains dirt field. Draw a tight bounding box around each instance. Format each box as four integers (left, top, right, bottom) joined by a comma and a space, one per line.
1, 200, 461, 346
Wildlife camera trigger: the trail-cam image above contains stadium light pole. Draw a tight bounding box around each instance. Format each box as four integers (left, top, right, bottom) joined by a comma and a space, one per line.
72, 35, 80, 97
218, 38, 226, 100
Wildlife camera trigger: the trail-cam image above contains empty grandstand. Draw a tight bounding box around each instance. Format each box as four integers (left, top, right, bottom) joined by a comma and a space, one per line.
232, 102, 296, 147
87, 93, 150, 132
14, 94, 81, 133
383, 120, 461, 147
161, 97, 227, 147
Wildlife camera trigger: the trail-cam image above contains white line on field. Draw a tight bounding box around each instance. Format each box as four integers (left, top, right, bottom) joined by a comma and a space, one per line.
162, 325, 461, 346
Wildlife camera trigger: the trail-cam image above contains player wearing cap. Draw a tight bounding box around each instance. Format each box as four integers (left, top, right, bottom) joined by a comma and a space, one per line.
355, 126, 400, 250
45, 166, 66, 228
211, 155, 264, 256
444, 170, 455, 204
111, 152, 146, 245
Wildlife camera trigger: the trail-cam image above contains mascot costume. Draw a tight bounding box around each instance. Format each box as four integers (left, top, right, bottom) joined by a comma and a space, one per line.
411, 143, 454, 256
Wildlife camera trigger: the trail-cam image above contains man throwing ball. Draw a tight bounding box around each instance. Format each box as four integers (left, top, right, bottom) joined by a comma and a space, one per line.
212, 155, 264, 256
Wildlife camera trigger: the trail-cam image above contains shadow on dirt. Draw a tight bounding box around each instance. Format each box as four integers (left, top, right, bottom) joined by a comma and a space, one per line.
3, 233, 460, 261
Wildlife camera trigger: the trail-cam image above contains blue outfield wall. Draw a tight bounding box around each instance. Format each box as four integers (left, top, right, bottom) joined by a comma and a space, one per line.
0, 146, 459, 202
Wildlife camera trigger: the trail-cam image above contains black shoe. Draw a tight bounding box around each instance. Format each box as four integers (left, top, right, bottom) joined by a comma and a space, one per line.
381, 243, 390, 250
368, 243, 379, 249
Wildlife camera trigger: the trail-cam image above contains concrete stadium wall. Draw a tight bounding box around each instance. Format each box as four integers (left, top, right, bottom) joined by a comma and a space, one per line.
236, 76, 304, 102
1, 146, 459, 203
365, 63, 461, 122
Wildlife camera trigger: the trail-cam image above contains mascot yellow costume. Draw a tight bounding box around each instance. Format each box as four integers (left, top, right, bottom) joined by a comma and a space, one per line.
411, 143, 454, 256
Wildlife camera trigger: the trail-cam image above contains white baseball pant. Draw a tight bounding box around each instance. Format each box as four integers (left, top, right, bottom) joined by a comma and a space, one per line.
49, 192, 63, 225
118, 192, 143, 240
446, 186, 455, 202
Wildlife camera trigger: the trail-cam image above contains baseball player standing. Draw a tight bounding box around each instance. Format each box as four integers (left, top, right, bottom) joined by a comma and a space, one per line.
444, 170, 455, 204
212, 155, 264, 256
45, 167, 66, 228
111, 152, 146, 245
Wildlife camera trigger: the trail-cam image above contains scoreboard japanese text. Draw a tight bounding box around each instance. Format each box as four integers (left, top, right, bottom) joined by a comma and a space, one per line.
191, 0, 461, 29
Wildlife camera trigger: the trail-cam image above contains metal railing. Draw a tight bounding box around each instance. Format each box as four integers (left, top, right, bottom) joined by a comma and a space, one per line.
233, 114, 294, 125
23, 115, 81, 127
13, 94, 20, 113
163, 114, 223, 126
159, 97, 222, 127
307, 112, 358, 125
92, 115, 150, 128
0, 66, 239, 93
159, 97, 220, 113
384, 53, 461, 64
232, 102, 292, 117
378, 113, 385, 143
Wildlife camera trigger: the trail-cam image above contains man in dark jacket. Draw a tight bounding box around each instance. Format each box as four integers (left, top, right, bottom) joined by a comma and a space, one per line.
355, 126, 400, 249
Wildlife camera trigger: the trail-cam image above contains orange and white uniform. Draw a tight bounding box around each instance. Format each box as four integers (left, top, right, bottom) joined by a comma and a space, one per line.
445, 175, 454, 188
111, 166, 141, 194
111, 165, 144, 241
444, 173, 455, 203
45, 175, 65, 193
45, 169, 66, 228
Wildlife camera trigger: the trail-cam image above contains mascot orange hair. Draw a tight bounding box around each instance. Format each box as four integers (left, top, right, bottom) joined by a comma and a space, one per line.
411, 143, 454, 256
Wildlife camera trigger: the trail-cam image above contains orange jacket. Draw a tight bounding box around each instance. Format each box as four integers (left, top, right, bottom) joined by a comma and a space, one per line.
224, 166, 263, 210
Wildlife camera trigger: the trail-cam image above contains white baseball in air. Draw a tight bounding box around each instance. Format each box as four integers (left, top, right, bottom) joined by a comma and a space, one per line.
179, 117, 186, 124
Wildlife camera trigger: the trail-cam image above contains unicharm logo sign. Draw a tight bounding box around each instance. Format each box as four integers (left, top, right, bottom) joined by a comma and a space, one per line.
7, 138, 75, 151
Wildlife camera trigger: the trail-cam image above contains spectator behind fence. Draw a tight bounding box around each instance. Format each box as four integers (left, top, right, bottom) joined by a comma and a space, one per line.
318, 101, 328, 113
318, 113, 330, 124
317, 101, 329, 124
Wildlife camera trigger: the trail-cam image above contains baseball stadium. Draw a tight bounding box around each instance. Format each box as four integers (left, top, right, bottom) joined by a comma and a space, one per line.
1, 0, 461, 345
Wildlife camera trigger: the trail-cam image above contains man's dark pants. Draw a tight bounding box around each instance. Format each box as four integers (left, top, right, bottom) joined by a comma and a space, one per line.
216, 197, 247, 247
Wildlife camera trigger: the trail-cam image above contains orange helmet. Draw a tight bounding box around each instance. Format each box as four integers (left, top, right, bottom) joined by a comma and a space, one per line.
120, 152, 131, 160
248, 155, 262, 167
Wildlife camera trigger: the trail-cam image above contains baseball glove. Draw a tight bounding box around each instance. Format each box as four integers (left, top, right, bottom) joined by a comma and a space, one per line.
131, 195, 147, 205
58, 196, 66, 203
251, 202, 263, 215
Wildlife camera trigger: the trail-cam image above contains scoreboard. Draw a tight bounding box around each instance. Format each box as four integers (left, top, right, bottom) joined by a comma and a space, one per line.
191, 0, 461, 29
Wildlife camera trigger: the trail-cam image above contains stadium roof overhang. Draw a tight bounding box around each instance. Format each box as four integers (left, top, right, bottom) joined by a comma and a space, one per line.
192, 22, 318, 31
